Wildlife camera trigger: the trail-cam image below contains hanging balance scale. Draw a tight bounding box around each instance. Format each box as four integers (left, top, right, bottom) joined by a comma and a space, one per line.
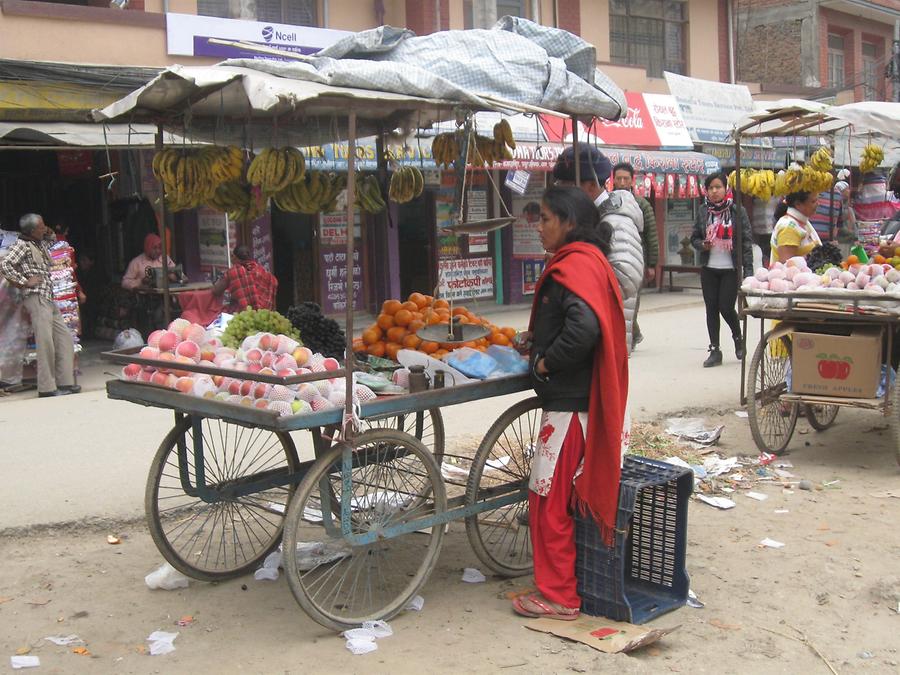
416, 114, 510, 346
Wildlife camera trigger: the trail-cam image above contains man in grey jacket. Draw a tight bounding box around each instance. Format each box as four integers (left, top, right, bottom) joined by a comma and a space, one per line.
552, 147, 644, 353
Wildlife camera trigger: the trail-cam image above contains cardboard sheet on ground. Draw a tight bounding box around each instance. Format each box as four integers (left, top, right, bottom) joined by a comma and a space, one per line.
524, 616, 679, 653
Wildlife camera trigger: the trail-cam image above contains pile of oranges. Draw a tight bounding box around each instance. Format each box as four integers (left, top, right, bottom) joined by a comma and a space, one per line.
352, 292, 518, 361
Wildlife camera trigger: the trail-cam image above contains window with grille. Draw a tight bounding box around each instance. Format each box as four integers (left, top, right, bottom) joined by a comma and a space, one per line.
862, 42, 880, 100
496, 0, 527, 19
197, 0, 317, 25
610, 0, 686, 78
827, 33, 845, 89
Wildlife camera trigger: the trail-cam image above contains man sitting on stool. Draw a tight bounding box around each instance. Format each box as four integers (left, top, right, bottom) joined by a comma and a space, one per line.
0, 213, 80, 397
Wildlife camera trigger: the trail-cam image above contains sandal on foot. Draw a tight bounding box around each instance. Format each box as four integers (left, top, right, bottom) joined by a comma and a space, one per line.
512, 593, 579, 621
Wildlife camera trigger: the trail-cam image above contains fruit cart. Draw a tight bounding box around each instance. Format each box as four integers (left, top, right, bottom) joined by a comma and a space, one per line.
739, 290, 899, 464
95, 26, 626, 631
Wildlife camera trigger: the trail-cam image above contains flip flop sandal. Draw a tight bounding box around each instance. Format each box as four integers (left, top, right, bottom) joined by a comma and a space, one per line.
512, 593, 580, 621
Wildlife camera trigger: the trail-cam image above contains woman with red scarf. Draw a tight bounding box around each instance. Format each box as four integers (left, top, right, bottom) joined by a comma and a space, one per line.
691, 173, 753, 368
511, 186, 629, 621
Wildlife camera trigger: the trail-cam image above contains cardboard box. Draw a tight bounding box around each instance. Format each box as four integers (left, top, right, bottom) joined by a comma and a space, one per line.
791, 327, 882, 398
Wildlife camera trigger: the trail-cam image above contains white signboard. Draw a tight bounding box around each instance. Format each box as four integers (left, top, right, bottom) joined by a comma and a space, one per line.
438, 257, 494, 301
664, 72, 764, 145
197, 208, 229, 267
166, 13, 349, 59
642, 93, 694, 149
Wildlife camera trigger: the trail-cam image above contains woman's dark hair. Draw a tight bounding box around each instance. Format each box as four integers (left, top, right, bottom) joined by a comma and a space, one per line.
773, 200, 789, 223
784, 191, 812, 207
541, 185, 612, 255
704, 172, 728, 190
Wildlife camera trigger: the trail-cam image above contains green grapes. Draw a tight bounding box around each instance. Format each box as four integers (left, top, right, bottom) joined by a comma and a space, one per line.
221, 306, 302, 348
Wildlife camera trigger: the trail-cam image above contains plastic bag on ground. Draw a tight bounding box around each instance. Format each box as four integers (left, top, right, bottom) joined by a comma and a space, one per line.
145, 563, 190, 590
147, 631, 178, 656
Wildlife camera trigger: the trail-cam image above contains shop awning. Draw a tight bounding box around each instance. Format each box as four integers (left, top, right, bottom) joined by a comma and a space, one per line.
0, 122, 184, 148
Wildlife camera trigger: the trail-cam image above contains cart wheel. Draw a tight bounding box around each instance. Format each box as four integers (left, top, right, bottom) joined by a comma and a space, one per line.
146, 416, 299, 581
282, 429, 446, 631
746, 333, 798, 455
804, 403, 839, 431
324, 409, 444, 461
465, 397, 539, 577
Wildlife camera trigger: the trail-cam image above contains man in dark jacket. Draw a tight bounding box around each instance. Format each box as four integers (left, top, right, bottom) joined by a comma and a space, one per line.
612, 162, 657, 348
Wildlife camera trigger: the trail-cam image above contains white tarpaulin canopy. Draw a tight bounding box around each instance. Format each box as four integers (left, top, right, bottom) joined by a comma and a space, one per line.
0, 122, 184, 148
734, 99, 900, 138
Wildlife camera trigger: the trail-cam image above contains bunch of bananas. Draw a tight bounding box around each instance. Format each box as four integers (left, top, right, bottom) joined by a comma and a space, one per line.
272, 171, 347, 214
388, 166, 425, 203
728, 169, 777, 200
800, 166, 834, 193
431, 119, 517, 169
152, 146, 246, 212
808, 147, 833, 173
860, 144, 884, 174
356, 174, 387, 213
247, 147, 307, 193
207, 181, 266, 224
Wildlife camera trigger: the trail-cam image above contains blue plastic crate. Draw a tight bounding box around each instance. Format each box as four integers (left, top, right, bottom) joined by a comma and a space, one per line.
575, 455, 692, 624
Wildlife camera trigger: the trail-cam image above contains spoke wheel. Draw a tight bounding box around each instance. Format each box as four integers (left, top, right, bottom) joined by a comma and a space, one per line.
805, 403, 839, 431
360, 409, 445, 463
146, 416, 299, 581
465, 397, 539, 577
283, 429, 446, 631
746, 333, 798, 455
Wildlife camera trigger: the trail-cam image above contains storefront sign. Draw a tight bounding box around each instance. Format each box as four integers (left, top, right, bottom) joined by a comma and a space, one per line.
664, 72, 767, 146
643, 93, 694, 149
320, 248, 361, 314
511, 174, 546, 259
318, 211, 361, 246
166, 13, 348, 59
665, 199, 697, 266
438, 257, 494, 301
504, 170, 532, 195
522, 259, 545, 295
250, 213, 274, 272
197, 208, 233, 268
701, 143, 789, 169
56, 150, 93, 177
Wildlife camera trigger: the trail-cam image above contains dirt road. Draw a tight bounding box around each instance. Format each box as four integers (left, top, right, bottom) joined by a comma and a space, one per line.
2, 405, 898, 674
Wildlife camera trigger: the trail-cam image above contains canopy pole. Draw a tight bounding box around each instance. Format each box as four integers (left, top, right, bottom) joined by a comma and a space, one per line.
156, 122, 172, 327
572, 115, 580, 185
343, 110, 357, 438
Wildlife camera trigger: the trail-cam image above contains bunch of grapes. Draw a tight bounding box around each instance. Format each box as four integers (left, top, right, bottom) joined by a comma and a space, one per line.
286, 302, 347, 358
806, 242, 843, 274
221, 307, 301, 348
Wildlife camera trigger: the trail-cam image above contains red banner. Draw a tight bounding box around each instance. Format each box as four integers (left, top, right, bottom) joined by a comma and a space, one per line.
57, 150, 93, 177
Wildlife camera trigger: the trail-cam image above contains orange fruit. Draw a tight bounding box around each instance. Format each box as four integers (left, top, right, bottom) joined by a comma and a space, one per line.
385, 343, 402, 361
408, 319, 426, 332
433, 299, 449, 310
394, 309, 414, 326
466, 311, 480, 323
352, 339, 365, 352
408, 292, 428, 309
874, 254, 886, 264
435, 308, 451, 319
376, 313, 395, 330
400, 301, 418, 313
420, 340, 439, 354
500, 327, 517, 339
452, 306, 468, 316
423, 295, 434, 305
462, 341, 478, 349
366, 341, 386, 357
382, 299, 402, 315
403, 333, 422, 349
386, 326, 407, 343
362, 326, 382, 345
433, 349, 449, 359
425, 312, 442, 325
847, 255, 859, 265
491, 333, 511, 346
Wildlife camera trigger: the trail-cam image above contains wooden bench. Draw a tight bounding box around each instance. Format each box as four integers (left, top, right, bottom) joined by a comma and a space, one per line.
660, 265, 701, 292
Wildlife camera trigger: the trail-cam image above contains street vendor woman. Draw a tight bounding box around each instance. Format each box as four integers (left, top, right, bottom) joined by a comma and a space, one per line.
121, 233, 178, 290
211, 244, 278, 313
512, 186, 629, 621
770, 191, 822, 265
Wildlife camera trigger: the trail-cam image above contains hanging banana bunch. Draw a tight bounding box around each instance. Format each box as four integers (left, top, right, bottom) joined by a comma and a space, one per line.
355, 174, 387, 214
808, 146, 833, 173
272, 171, 347, 214
388, 166, 425, 203
246, 146, 307, 194
860, 144, 884, 174
151, 146, 246, 212
431, 119, 516, 169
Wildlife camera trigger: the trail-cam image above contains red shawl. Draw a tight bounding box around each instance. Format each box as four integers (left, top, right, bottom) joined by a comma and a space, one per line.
528, 241, 629, 545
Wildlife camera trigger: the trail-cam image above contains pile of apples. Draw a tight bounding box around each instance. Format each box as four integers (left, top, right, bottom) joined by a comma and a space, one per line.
742, 256, 900, 295
120, 318, 374, 416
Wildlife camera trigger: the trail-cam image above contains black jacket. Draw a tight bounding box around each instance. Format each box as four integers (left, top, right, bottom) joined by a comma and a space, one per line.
529, 278, 600, 412
690, 202, 754, 278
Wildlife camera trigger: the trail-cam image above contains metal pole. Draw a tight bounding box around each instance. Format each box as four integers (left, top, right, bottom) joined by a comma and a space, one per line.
735, 135, 747, 406
155, 122, 172, 326
343, 110, 357, 436
572, 116, 580, 185
893, 20, 900, 102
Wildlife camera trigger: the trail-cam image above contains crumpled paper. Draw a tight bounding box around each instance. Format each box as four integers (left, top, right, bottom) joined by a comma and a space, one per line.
10, 655, 40, 669
147, 630, 178, 656
461, 568, 486, 583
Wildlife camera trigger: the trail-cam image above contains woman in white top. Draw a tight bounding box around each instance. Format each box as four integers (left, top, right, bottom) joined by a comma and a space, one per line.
769, 191, 821, 265
690, 173, 753, 368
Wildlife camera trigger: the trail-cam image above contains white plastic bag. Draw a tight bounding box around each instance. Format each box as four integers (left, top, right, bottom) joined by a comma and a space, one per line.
113, 328, 144, 351
145, 562, 190, 590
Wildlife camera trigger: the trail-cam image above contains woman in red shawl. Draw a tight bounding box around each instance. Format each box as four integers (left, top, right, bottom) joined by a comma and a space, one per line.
512, 186, 629, 621
121, 233, 177, 290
